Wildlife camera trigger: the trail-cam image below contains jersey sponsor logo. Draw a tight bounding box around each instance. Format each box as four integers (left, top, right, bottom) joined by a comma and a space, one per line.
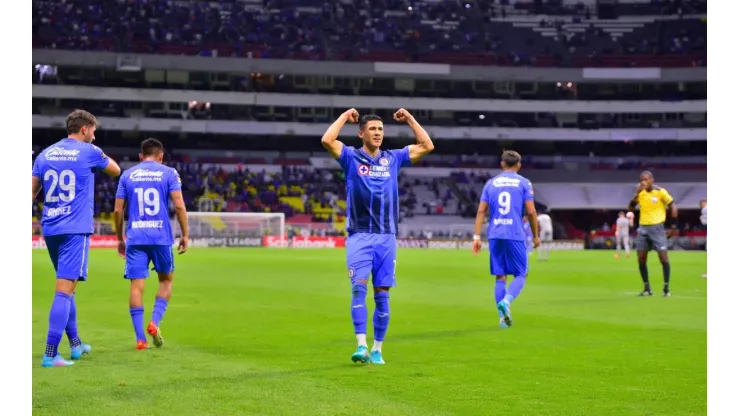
368, 165, 391, 178
358, 164, 370, 176
45, 147, 80, 161
379, 157, 389, 166
129, 169, 165, 182
651, 197, 658, 203
492, 177, 521, 188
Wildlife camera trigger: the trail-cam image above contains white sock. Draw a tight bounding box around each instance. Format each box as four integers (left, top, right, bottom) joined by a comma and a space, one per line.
356, 334, 367, 348
372, 340, 382, 352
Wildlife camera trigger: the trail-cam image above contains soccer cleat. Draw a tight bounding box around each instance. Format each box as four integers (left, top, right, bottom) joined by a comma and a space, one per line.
147, 321, 164, 348
136, 340, 149, 350
638, 290, 653, 296
663, 291, 671, 297
370, 350, 385, 365
42, 354, 74, 368
350, 345, 370, 364
499, 318, 509, 329
70, 343, 91, 360
497, 301, 512, 327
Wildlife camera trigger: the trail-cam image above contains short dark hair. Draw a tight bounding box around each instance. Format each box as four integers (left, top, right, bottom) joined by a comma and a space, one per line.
66, 109, 98, 134
359, 114, 383, 130
141, 138, 164, 157
501, 150, 522, 168
640, 170, 653, 179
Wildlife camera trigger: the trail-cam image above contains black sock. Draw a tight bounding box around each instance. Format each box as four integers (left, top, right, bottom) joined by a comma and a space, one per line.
662, 262, 671, 291
639, 263, 650, 290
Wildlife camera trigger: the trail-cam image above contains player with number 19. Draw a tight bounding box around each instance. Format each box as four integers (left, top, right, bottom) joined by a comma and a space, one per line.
472, 150, 539, 328
114, 138, 189, 350
32, 109, 122, 367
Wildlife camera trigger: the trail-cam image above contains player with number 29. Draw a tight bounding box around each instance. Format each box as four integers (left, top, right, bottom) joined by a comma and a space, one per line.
32, 110, 122, 367
113, 138, 189, 350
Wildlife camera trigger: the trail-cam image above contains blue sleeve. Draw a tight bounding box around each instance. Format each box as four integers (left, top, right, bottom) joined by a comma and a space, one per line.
337, 145, 352, 172
32, 155, 42, 178
88, 145, 110, 170
391, 146, 412, 170
480, 181, 492, 204
115, 175, 127, 199
523, 180, 534, 202
168, 169, 182, 193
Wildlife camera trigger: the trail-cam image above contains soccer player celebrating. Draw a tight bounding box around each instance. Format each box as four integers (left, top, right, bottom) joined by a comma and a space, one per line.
32, 110, 122, 367
473, 150, 539, 328
628, 171, 678, 297
614, 211, 633, 259
321, 108, 434, 364
114, 139, 189, 350
537, 211, 553, 262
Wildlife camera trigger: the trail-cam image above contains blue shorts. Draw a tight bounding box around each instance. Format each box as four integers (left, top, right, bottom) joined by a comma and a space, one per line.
124, 245, 175, 279
346, 233, 397, 288
45, 234, 91, 281
489, 239, 529, 277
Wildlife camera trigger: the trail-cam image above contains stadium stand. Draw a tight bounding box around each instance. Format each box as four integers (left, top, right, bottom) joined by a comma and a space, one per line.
32, 0, 706, 250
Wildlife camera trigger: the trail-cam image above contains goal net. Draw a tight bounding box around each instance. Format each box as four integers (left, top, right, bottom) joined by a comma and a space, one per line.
184, 212, 285, 248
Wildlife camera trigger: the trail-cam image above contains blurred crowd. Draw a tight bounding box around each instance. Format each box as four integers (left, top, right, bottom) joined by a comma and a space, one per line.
33, 0, 705, 66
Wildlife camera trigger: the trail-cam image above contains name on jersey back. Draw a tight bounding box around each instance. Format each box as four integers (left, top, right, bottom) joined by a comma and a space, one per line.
131, 220, 165, 229
46, 206, 72, 218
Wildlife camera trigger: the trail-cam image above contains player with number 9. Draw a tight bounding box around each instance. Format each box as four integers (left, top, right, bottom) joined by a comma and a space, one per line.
472, 150, 539, 328
113, 138, 189, 350
32, 109, 122, 367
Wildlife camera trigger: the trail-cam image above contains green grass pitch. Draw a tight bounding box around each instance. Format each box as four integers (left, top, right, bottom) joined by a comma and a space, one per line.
32, 249, 707, 416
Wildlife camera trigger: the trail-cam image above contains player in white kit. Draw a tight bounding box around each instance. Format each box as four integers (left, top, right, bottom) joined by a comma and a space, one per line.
537, 212, 553, 261
700, 199, 707, 278
614, 211, 634, 259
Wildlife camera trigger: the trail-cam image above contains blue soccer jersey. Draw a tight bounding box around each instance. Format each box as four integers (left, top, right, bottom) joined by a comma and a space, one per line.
32, 138, 110, 236
481, 172, 534, 277
336, 145, 411, 235
480, 172, 534, 241
116, 161, 182, 246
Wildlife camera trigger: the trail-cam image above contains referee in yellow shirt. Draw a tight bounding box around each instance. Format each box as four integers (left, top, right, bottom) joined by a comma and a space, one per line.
628, 171, 679, 297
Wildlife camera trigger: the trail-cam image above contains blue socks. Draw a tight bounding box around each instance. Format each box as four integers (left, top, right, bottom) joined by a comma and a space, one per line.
350, 286, 391, 342
351, 285, 368, 334
66, 293, 82, 348
46, 292, 72, 358
373, 291, 390, 342
151, 298, 169, 327
503, 276, 527, 304
129, 307, 146, 342
495, 280, 506, 318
